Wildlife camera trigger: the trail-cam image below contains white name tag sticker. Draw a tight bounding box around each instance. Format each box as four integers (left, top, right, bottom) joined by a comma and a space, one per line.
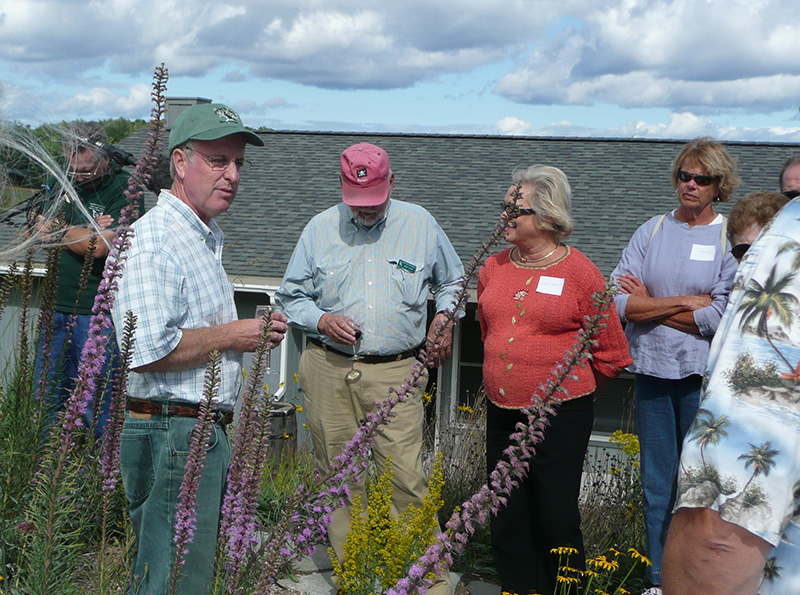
690, 244, 716, 261
536, 276, 564, 296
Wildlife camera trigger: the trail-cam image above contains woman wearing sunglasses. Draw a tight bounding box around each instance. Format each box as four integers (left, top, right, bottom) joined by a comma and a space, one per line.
478, 165, 632, 595
610, 137, 740, 595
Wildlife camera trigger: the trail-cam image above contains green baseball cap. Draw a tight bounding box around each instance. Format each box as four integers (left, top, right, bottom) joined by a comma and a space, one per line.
168, 103, 264, 152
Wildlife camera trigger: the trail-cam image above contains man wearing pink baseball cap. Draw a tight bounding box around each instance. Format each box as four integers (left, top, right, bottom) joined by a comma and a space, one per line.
276, 142, 463, 592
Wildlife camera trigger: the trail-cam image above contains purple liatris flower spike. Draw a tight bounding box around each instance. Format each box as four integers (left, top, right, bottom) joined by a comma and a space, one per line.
171, 352, 221, 591
388, 282, 618, 595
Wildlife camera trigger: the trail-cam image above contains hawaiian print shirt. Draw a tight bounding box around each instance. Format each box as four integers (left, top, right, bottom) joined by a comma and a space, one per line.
675, 198, 800, 593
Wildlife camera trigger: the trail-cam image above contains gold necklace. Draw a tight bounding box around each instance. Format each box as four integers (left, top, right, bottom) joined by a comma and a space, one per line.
516, 244, 559, 264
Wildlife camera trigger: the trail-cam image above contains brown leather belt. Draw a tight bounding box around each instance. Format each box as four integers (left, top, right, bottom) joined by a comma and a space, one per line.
126, 398, 233, 426
308, 337, 420, 364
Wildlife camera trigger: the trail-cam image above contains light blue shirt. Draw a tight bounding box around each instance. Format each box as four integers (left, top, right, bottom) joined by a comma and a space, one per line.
611, 211, 738, 379
111, 190, 242, 409
275, 199, 465, 355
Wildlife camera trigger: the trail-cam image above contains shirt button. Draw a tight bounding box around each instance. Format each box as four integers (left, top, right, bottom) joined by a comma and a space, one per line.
369, 305, 374, 309
368, 281, 373, 286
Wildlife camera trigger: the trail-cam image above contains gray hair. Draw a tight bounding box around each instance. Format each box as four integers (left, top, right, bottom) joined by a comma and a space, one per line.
62, 121, 109, 168
511, 164, 574, 241
169, 140, 195, 179
779, 154, 800, 191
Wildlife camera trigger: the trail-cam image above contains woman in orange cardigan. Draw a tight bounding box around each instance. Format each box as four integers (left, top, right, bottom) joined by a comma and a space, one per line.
478, 165, 632, 595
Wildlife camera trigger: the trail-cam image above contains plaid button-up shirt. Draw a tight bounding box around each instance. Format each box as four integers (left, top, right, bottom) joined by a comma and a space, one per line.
112, 190, 242, 410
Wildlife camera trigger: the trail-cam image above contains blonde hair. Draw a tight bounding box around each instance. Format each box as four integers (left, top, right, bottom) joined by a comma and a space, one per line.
511, 164, 574, 240
671, 137, 740, 203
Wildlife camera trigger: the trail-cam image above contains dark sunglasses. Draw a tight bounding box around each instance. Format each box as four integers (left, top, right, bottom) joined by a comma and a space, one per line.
500, 201, 537, 217
678, 170, 720, 186
782, 190, 800, 200
731, 243, 751, 260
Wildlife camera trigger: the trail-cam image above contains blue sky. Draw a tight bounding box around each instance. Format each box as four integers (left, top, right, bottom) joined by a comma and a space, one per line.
2, 0, 800, 141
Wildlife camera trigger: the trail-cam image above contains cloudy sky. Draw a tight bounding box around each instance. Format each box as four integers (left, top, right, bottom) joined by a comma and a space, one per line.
2, 0, 799, 141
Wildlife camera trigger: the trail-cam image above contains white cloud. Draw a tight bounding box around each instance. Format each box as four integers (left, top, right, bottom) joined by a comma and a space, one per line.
495, 116, 533, 135
492, 111, 800, 142
495, 0, 800, 112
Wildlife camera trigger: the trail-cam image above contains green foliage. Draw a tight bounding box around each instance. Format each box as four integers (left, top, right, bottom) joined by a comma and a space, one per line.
725, 351, 783, 391
331, 454, 445, 595
579, 433, 646, 558
543, 546, 650, 595
98, 118, 148, 145
258, 448, 317, 527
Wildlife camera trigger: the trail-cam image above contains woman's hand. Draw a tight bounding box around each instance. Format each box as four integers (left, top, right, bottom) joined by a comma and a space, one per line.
684, 294, 712, 310
615, 274, 650, 297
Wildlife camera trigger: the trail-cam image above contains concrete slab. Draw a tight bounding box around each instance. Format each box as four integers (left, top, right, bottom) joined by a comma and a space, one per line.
462, 579, 501, 595
292, 546, 335, 573
278, 569, 337, 595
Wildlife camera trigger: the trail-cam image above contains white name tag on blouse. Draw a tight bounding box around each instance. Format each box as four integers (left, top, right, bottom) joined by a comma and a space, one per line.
690, 244, 716, 261
536, 276, 565, 296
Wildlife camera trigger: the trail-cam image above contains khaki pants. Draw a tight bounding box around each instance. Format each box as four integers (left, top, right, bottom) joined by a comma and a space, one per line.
300, 342, 450, 593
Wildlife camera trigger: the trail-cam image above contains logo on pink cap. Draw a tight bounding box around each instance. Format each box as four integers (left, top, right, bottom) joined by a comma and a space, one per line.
341, 143, 391, 207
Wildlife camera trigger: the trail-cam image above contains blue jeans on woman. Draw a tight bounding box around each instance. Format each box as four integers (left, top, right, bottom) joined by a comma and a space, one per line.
635, 373, 702, 585
34, 311, 118, 441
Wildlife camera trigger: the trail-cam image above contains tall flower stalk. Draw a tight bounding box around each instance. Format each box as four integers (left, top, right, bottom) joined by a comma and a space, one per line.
172, 352, 222, 593
245, 194, 520, 592
20, 64, 168, 594
217, 310, 278, 588
387, 284, 618, 595
97, 310, 136, 591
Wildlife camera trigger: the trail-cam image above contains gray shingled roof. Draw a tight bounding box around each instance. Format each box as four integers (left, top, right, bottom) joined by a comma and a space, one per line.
116, 130, 800, 283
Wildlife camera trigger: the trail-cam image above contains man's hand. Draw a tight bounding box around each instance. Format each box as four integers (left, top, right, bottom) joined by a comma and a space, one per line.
134, 314, 289, 374
93, 214, 114, 230
318, 313, 360, 345
259, 310, 289, 349
426, 312, 454, 368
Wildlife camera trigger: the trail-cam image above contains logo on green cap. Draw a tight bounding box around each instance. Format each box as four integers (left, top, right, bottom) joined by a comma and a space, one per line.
214, 106, 240, 123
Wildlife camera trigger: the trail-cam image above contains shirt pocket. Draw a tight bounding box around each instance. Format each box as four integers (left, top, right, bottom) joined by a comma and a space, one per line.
313, 257, 352, 311
388, 259, 427, 309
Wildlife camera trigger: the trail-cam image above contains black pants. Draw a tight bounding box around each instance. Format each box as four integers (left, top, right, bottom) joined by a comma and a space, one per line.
486, 396, 593, 595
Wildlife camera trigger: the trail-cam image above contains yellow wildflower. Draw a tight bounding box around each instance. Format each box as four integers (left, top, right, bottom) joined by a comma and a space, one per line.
297, 406, 303, 412
588, 555, 619, 572
293, 372, 299, 383
302, 423, 309, 429
628, 548, 652, 566
550, 546, 579, 556
556, 575, 580, 585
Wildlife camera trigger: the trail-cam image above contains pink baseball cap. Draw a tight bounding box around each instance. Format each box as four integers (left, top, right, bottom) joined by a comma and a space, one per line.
340, 143, 391, 207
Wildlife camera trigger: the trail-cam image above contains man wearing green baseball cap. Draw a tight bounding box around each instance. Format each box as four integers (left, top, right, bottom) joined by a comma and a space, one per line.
112, 103, 285, 594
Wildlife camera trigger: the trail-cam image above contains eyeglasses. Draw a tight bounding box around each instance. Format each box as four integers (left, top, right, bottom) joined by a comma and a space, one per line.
187, 148, 251, 172
67, 164, 101, 179
678, 170, 720, 186
782, 189, 800, 200
731, 243, 751, 260
500, 201, 537, 218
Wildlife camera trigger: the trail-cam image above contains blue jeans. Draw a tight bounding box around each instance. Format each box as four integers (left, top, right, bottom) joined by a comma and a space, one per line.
635, 373, 702, 585
120, 412, 231, 595
34, 311, 118, 440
